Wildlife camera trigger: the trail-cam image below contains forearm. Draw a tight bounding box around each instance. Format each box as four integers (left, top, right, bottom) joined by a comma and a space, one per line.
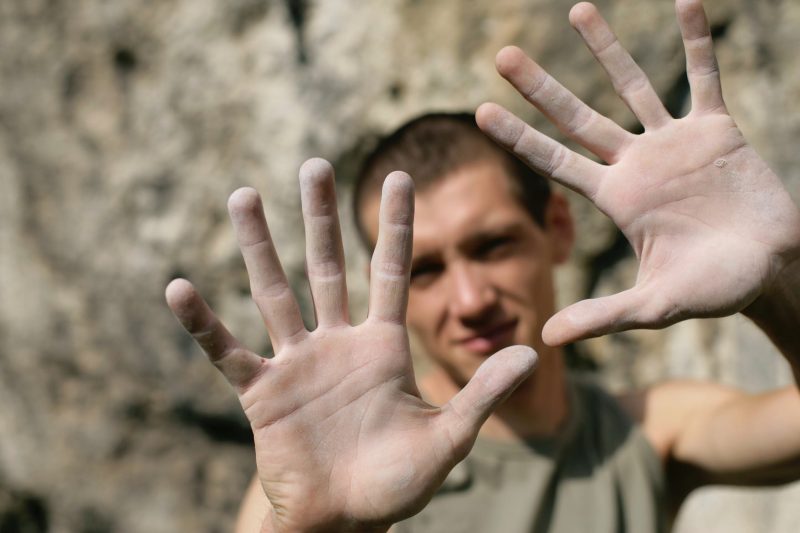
743, 256, 800, 382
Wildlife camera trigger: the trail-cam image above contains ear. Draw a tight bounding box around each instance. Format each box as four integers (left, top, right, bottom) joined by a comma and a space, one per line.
545, 191, 574, 264
359, 196, 381, 282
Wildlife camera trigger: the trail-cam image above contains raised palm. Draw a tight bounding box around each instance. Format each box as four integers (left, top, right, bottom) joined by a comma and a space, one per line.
477, 0, 800, 346
166, 160, 536, 532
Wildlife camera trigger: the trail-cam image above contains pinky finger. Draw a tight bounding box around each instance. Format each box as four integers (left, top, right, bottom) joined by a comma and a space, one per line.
166, 278, 266, 390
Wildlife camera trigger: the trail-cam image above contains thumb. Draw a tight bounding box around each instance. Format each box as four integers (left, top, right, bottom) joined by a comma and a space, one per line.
437, 345, 538, 459
542, 286, 657, 346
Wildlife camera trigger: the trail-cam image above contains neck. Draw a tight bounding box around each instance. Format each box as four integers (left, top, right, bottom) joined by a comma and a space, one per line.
420, 344, 569, 442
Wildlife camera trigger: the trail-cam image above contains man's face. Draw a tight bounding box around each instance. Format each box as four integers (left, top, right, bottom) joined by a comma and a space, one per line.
362, 159, 572, 387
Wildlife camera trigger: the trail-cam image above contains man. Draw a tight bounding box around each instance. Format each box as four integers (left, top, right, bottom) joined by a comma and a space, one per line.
166, 1, 800, 532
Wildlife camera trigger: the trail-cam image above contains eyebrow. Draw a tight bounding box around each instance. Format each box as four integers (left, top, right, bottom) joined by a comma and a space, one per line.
459, 222, 527, 251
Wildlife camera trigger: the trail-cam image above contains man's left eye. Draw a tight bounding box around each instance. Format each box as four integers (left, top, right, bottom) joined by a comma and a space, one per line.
478, 237, 513, 258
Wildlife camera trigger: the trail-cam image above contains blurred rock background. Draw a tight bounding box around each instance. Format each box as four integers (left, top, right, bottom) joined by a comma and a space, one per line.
1, 0, 799, 531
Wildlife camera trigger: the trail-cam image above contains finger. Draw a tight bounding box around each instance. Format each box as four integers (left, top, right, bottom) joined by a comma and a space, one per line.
569, 2, 671, 129
299, 158, 350, 328
368, 171, 414, 324
437, 346, 538, 459
166, 278, 266, 389
476, 102, 607, 200
228, 187, 307, 350
494, 46, 632, 163
676, 0, 725, 114
541, 285, 665, 346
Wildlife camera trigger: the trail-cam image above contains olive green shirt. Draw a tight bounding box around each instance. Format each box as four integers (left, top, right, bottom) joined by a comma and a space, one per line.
396, 376, 666, 533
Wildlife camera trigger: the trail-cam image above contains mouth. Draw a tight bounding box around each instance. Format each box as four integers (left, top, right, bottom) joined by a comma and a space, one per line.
456, 319, 519, 354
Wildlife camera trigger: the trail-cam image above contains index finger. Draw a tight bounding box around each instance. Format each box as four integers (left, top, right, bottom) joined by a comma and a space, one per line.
494, 45, 632, 163
368, 172, 414, 324
476, 103, 606, 200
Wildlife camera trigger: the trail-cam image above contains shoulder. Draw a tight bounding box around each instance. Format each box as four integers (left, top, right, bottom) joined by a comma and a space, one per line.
615, 380, 743, 461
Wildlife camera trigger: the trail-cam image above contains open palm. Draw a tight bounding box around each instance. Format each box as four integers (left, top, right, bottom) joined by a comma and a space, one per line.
166, 160, 537, 532
477, 0, 800, 345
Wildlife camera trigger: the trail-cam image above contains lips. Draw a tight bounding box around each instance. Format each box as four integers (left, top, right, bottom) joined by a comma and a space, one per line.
456, 319, 518, 354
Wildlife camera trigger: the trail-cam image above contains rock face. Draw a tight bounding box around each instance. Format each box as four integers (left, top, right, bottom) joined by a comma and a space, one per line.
1, 0, 798, 531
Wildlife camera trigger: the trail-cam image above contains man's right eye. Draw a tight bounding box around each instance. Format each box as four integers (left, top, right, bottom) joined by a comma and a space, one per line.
410, 263, 444, 286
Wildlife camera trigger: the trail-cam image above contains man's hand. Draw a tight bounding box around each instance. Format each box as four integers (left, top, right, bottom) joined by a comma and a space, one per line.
476, 0, 800, 346
165, 159, 537, 532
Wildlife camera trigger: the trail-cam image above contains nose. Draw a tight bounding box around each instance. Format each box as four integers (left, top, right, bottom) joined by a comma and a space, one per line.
447, 262, 498, 322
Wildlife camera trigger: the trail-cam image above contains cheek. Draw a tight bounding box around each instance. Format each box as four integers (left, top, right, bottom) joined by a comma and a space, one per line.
495, 259, 555, 315
496, 258, 543, 295
406, 290, 443, 340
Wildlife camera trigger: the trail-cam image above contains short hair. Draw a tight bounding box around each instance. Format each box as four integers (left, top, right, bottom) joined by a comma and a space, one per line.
353, 112, 551, 248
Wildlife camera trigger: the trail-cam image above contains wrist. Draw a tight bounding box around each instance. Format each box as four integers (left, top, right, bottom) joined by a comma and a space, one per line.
743, 254, 800, 321
743, 255, 800, 371
261, 515, 391, 533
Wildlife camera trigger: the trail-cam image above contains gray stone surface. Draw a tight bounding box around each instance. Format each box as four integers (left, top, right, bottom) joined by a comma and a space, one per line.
1, 0, 798, 531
